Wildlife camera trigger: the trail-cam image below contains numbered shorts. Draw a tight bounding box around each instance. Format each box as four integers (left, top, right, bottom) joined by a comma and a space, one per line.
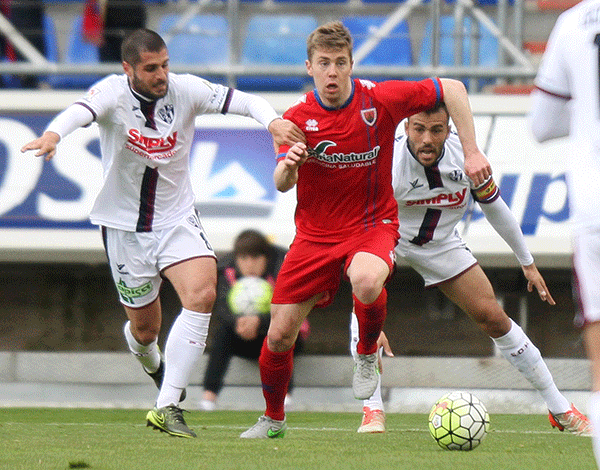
573, 227, 600, 324
395, 232, 477, 287
272, 225, 398, 308
102, 212, 216, 308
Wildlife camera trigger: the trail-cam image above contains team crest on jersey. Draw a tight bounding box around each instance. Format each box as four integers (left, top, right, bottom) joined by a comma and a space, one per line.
361, 108, 377, 126
448, 170, 464, 182
158, 104, 174, 124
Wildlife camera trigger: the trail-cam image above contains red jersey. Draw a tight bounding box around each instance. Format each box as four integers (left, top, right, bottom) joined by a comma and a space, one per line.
280, 78, 442, 242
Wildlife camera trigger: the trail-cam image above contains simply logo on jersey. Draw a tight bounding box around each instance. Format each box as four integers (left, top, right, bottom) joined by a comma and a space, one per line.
126, 129, 177, 157
405, 187, 469, 208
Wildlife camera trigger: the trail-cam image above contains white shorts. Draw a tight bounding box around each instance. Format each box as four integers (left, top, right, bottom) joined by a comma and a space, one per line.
102, 211, 216, 308
395, 231, 477, 287
573, 227, 600, 324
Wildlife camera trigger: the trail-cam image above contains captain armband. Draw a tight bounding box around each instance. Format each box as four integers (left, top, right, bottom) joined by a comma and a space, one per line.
471, 177, 500, 204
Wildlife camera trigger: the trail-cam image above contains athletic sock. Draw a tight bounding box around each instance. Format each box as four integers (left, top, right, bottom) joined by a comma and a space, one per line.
353, 289, 387, 355
493, 319, 570, 414
259, 339, 293, 421
156, 308, 211, 408
123, 320, 161, 373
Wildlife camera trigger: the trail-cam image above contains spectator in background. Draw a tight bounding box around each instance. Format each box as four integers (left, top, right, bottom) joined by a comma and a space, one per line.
200, 229, 308, 411
1, 0, 46, 88
82, 0, 146, 62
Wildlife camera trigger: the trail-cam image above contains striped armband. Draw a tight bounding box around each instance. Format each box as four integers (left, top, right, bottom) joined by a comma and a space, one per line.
471, 177, 500, 204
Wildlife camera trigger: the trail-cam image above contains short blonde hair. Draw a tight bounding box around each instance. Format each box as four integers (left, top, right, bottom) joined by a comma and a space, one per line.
306, 21, 353, 62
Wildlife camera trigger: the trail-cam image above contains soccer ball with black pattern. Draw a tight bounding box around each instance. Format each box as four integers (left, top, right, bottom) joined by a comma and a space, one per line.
428, 391, 490, 451
226, 276, 273, 316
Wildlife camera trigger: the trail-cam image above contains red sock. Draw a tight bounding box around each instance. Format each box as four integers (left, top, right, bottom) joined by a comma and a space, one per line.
259, 338, 294, 421
353, 289, 387, 355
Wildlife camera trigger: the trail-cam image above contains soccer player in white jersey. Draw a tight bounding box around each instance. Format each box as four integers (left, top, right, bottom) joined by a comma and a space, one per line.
21, 29, 304, 438
350, 103, 592, 435
530, 0, 600, 460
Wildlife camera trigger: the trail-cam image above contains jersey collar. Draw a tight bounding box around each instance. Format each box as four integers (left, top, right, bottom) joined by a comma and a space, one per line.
313, 79, 355, 111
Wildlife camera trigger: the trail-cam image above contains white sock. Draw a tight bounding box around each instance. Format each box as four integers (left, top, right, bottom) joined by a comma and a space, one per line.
350, 310, 384, 411
123, 321, 161, 373
156, 308, 211, 408
588, 392, 600, 464
493, 319, 570, 414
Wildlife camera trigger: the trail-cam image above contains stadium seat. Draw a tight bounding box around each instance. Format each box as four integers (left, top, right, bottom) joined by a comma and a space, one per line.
50, 15, 101, 89
342, 15, 412, 81
418, 15, 498, 89
237, 14, 318, 92
2, 13, 59, 88
273, 0, 346, 2
158, 14, 230, 85
419, 16, 498, 67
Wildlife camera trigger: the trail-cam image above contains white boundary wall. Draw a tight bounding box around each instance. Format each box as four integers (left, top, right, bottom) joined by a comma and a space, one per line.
0, 91, 572, 267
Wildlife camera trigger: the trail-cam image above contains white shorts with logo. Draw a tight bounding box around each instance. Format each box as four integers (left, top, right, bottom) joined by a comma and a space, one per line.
573, 227, 600, 324
395, 229, 477, 287
102, 211, 216, 308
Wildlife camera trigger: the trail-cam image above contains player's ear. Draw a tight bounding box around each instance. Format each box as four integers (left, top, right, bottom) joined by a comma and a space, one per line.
305, 59, 313, 76
123, 61, 133, 79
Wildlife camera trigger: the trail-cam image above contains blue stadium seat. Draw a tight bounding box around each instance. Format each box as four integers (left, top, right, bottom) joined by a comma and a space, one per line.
418, 16, 498, 89
50, 15, 101, 89
342, 15, 411, 81
3, 13, 59, 88
419, 16, 498, 67
237, 15, 318, 92
273, 0, 346, 2
158, 14, 230, 84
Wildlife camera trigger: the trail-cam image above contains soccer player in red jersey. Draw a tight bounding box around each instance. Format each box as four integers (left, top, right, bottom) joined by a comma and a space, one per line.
241, 20, 491, 438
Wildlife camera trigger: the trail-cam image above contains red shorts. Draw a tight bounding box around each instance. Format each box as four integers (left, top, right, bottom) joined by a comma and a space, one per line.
272, 225, 399, 308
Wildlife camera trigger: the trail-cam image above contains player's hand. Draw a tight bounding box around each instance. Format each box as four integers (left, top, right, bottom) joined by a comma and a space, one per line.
268, 118, 306, 148
521, 263, 556, 305
21, 131, 61, 162
284, 142, 309, 168
464, 149, 491, 187
376, 331, 394, 373
235, 315, 261, 341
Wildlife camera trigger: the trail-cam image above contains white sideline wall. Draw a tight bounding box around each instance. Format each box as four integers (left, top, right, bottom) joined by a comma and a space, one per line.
0, 352, 591, 414
0, 92, 574, 268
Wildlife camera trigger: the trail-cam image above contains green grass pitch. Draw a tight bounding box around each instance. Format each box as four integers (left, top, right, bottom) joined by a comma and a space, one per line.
0, 408, 594, 470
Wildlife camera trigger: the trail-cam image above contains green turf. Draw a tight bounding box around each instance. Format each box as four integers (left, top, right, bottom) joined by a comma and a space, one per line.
0, 409, 594, 470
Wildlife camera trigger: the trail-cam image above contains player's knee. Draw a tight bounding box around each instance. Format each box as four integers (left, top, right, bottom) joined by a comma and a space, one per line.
267, 329, 296, 352
351, 276, 383, 304
181, 283, 217, 312
476, 309, 511, 338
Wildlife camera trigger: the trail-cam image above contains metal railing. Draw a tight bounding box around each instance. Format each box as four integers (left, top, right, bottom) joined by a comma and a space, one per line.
0, 0, 540, 91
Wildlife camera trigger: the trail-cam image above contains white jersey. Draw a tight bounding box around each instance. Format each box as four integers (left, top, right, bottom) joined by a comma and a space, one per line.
77, 73, 232, 232
534, 0, 600, 230
393, 132, 499, 246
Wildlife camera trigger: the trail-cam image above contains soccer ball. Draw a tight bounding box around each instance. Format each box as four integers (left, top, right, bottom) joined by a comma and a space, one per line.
428, 391, 490, 451
227, 276, 273, 316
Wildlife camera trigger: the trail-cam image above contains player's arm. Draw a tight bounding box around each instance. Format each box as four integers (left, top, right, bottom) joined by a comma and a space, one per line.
529, 88, 570, 142
439, 78, 491, 187
20, 104, 94, 161
274, 142, 309, 192
476, 180, 555, 305
227, 90, 305, 148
